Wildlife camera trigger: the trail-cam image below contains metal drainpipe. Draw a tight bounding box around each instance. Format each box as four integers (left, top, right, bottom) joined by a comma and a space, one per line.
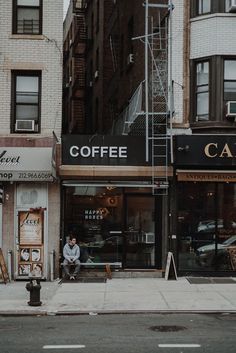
50, 250, 55, 281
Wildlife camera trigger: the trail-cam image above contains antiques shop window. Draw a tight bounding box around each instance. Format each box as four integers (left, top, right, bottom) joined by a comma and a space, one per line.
12, 71, 41, 133
12, 0, 42, 35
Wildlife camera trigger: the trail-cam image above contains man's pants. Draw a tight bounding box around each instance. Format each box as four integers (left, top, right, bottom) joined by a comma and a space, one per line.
63, 259, 80, 277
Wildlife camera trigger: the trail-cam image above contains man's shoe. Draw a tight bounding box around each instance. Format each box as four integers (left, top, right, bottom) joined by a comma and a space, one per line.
70, 276, 75, 280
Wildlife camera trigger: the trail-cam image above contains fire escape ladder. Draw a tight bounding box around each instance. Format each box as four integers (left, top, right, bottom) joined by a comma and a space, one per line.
150, 14, 169, 196
144, 0, 174, 196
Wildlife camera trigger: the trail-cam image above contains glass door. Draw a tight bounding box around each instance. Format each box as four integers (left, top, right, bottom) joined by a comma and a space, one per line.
125, 195, 155, 268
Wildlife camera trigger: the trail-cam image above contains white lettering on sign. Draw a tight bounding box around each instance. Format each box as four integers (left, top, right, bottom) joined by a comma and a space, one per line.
69, 145, 128, 159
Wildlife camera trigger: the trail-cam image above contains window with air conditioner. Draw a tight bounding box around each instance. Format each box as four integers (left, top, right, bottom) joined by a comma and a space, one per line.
12, 0, 43, 35
12, 71, 41, 133
191, 57, 236, 124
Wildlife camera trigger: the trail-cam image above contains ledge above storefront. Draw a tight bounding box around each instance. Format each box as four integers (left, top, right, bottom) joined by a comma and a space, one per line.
59, 134, 173, 180
59, 164, 173, 179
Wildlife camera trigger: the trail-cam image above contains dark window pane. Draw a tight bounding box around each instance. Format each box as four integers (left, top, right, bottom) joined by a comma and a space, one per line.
17, 8, 39, 34
197, 62, 209, 85
224, 82, 236, 93
18, 0, 40, 6
16, 92, 38, 104
197, 92, 209, 115
224, 60, 236, 80
198, 0, 211, 14
16, 105, 38, 120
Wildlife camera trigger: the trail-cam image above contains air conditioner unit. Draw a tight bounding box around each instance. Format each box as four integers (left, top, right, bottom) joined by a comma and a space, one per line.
226, 101, 236, 117
228, 0, 236, 12
15, 120, 35, 132
94, 70, 99, 79
69, 39, 73, 46
127, 53, 134, 66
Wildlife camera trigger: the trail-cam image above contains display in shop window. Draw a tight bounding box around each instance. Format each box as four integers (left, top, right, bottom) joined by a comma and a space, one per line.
19, 264, 31, 276
31, 248, 41, 262
32, 263, 43, 277
18, 210, 43, 245
20, 248, 30, 262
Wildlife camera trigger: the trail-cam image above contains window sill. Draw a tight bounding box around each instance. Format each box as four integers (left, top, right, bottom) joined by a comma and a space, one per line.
190, 12, 236, 23
10, 34, 44, 40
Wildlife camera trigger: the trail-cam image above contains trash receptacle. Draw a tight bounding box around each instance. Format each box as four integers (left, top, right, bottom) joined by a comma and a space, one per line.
26, 277, 42, 306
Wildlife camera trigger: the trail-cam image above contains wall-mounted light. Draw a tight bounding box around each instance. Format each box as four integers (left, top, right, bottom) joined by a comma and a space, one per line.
178, 145, 190, 152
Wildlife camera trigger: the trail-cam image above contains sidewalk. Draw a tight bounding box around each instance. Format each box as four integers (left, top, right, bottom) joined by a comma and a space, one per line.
1, 277, 236, 315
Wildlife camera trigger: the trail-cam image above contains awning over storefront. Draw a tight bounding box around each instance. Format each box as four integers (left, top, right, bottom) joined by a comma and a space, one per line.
0, 147, 53, 181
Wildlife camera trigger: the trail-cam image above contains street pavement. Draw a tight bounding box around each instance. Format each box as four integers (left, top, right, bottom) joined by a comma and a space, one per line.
1, 276, 236, 315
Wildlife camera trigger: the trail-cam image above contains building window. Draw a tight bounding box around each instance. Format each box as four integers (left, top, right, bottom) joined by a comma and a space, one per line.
191, 0, 232, 16
12, 71, 41, 133
191, 57, 236, 124
197, 0, 211, 15
195, 61, 209, 121
224, 60, 236, 101
13, 0, 42, 35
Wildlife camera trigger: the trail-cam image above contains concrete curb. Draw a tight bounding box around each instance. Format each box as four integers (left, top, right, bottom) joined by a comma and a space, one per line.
1, 309, 236, 317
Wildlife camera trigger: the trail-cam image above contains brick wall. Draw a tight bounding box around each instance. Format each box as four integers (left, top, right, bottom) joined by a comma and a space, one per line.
190, 15, 236, 59
0, 0, 63, 137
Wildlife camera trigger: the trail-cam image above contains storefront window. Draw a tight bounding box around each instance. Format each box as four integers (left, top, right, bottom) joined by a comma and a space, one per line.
63, 186, 156, 268
178, 183, 236, 272
64, 186, 123, 263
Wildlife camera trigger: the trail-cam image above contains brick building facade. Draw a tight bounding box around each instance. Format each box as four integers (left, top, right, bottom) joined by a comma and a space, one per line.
0, 0, 63, 280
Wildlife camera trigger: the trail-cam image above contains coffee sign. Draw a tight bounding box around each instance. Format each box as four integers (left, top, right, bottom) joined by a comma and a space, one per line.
62, 135, 149, 166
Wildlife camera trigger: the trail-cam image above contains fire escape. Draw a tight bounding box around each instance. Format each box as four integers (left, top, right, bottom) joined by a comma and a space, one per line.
112, 1, 173, 195
63, 0, 87, 134
144, 0, 174, 195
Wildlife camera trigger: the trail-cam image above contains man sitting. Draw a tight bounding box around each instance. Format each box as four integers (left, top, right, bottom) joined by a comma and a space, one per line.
63, 235, 80, 280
